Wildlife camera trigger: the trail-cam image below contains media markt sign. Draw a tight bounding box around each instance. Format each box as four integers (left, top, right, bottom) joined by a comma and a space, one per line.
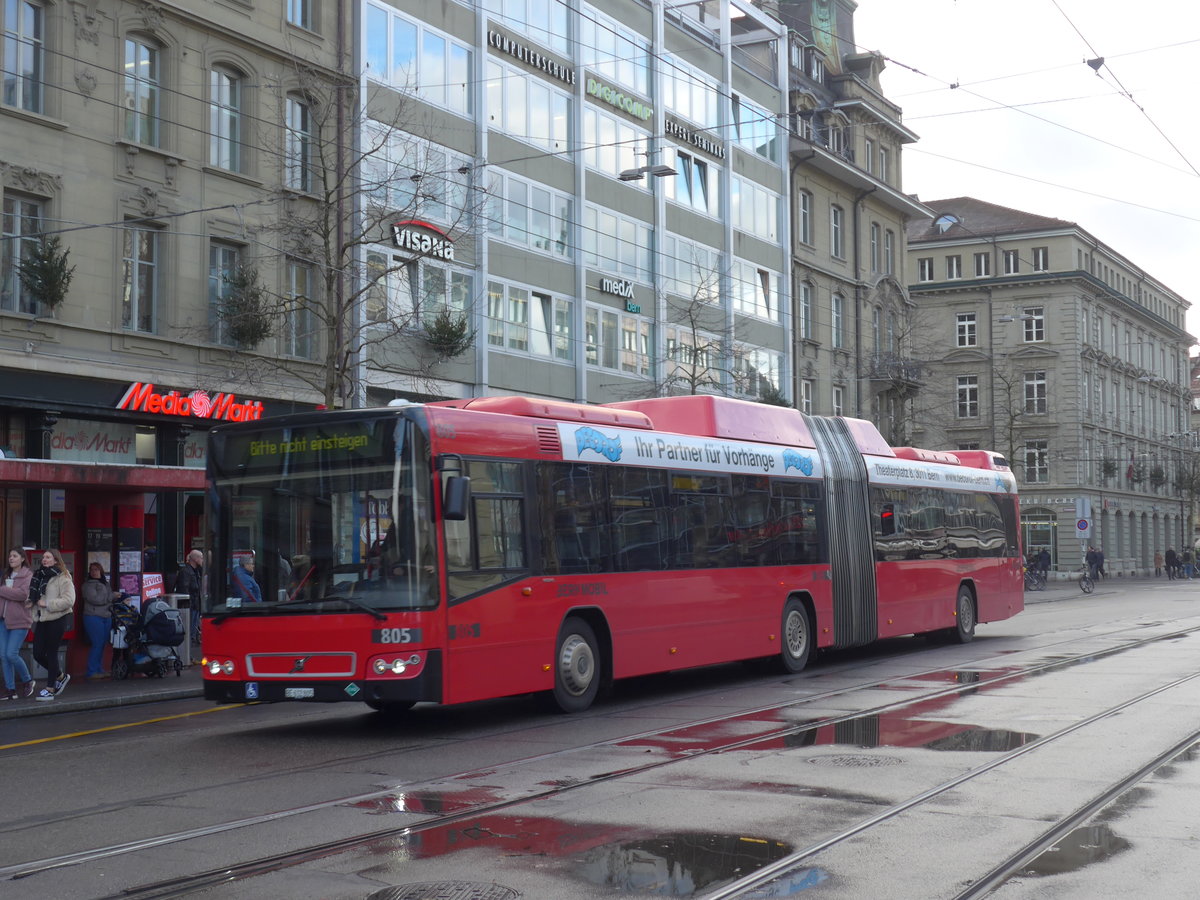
116, 383, 265, 422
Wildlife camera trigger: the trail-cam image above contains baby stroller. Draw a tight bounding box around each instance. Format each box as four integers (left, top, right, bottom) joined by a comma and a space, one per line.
111, 595, 185, 679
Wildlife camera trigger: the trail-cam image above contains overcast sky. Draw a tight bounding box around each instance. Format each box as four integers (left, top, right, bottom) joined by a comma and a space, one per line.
851, 0, 1200, 340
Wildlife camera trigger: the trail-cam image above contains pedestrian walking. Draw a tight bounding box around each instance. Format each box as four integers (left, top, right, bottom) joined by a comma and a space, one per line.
1165, 548, 1178, 580
1086, 546, 1100, 580
175, 549, 204, 648
1183, 548, 1194, 580
0, 548, 35, 699
81, 562, 114, 680
1096, 548, 1107, 579
30, 548, 76, 701
1037, 548, 1051, 576
1154, 550, 1164, 577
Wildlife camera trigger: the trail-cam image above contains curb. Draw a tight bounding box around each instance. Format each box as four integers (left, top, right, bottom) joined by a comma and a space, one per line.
0, 682, 204, 720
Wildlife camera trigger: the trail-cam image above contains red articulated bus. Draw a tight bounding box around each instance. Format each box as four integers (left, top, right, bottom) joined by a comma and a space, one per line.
201, 395, 1022, 713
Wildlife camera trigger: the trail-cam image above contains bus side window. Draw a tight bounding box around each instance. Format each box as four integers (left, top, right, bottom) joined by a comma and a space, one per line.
880, 503, 896, 537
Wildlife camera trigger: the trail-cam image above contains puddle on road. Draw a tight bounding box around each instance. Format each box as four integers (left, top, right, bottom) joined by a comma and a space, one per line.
348, 786, 505, 815
1018, 823, 1131, 876
576, 832, 810, 896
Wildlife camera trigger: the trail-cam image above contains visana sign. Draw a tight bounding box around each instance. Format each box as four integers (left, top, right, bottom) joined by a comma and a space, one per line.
391, 220, 455, 261
117, 383, 265, 422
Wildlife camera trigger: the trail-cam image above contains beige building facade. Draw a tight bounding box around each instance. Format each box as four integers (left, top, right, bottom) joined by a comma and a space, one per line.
0, 0, 334, 556
907, 197, 1195, 576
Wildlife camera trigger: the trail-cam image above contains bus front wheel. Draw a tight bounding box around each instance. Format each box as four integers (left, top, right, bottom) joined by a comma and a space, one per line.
779, 599, 812, 674
552, 617, 601, 713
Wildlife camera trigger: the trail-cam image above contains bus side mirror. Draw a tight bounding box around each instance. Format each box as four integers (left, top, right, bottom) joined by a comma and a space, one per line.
443, 476, 470, 520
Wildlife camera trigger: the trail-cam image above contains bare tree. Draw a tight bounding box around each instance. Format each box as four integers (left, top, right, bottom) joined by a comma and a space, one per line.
212, 62, 480, 408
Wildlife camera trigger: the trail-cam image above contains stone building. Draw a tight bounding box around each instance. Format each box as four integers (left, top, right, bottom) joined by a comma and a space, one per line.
907, 197, 1195, 575
0, 1, 333, 559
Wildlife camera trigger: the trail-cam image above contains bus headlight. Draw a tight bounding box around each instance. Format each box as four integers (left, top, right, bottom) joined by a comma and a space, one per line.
370, 654, 423, 677
207, 659, 236, 676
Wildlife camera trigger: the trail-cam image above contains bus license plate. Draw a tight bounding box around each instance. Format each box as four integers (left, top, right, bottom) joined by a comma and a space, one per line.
285, 687, 315, 699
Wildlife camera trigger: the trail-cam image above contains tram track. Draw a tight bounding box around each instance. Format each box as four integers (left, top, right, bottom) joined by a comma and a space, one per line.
6, 618, 1200, 896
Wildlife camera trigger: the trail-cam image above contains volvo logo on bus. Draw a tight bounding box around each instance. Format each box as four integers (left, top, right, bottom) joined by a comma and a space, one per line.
289, 656, 311, 674
391, 220, 455, 261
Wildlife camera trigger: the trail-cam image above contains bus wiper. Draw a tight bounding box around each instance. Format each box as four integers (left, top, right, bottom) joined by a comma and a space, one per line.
274, 594, 388, 621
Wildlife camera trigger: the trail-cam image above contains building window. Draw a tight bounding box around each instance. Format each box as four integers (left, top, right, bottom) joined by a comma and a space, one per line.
832, 293, 844, 348
732, 94, 777, 161
662, 52, 718, 129
285, 260, 315, 358
1, 194, 43, 313
732, 260, 781, 321
832, 385, 844, 415
869, 222, 880, 273
956, 312, 977, 347
1023, 306, 1045, 342
974, 252, 990, 277
579, 5, 646, 93
208, 241, 241, 345
284, 96, 313, 192
878, 146, 890, 182
666, 149, 718, 217
733, 345, 782, 398
1024, 371, 1047, 414
956, 375, 979, 418
209, 67, 243, 172
1032, 246, 1049, 271
946, 255, 962, 279
287, 0, 312, 30
1024, 440, 1049, 483
581, 105, 647, 183
957, 442, 980, 451
665, 325, 720, 390
830, 205, 844, 258
365, 4, 472, 114
1003, 249, 1019, 274
123, 38, 159, 146
2, 0, 43, 112
863, 138, 874, 174
581, 205, 646, 277
871, 307, 880, 351
798, 280, 812, 339
731, 176, 779, 241
798, 190, 812, 245
884, 229, 895, 275
492, 282, 573, 361
121, 224, 158, 333
917, 257, 934, 282
800, 379, 813, 414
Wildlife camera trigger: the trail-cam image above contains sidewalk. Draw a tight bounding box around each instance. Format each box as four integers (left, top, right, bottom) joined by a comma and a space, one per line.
1023, 571, 1177, 603
0, 664, 205, 720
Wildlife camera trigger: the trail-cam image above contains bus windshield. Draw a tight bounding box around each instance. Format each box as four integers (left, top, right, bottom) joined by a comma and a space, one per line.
206, 412, 438, 616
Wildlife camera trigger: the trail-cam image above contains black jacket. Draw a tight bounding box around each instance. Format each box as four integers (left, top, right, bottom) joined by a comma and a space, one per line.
175, 563, 203, 603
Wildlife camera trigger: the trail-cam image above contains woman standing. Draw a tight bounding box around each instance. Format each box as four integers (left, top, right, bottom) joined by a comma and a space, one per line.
30, 548, 76, 701
81, 562, 113, 680
0, 548, 35, 699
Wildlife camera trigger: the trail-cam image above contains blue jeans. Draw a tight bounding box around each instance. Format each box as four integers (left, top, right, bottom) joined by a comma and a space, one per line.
83, 614, 110, 677
0, 622, 32, 691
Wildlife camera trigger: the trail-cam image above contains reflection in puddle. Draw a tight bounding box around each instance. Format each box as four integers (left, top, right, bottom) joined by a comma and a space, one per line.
577, 832, 807, 896
1019, 823, 1131, 876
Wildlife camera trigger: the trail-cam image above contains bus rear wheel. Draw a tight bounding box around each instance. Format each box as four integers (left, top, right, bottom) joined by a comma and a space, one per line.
552, 617, 601, 713
779, 599, 812, 674
951, 587, 976, 644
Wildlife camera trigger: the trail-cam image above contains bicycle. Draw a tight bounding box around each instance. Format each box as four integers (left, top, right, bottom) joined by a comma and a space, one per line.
1077, 566, 1095, 594
1023, 567, 1046, 592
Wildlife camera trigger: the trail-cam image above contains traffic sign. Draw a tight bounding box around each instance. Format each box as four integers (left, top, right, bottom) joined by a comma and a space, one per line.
1076, 518, 1091, 539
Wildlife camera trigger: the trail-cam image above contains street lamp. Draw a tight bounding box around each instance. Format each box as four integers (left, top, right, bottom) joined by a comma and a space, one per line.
619, 163, 678, 182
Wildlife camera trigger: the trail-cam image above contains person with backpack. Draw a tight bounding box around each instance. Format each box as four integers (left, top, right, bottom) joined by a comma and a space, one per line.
30, 549, 75, 701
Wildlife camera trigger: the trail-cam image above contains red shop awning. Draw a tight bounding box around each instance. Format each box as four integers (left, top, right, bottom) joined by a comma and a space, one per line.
0, 458, 204, 491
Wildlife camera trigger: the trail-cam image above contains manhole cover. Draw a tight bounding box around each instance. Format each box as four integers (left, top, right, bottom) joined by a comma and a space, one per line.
807, 754, 903, 768
367, 883, 519, 900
